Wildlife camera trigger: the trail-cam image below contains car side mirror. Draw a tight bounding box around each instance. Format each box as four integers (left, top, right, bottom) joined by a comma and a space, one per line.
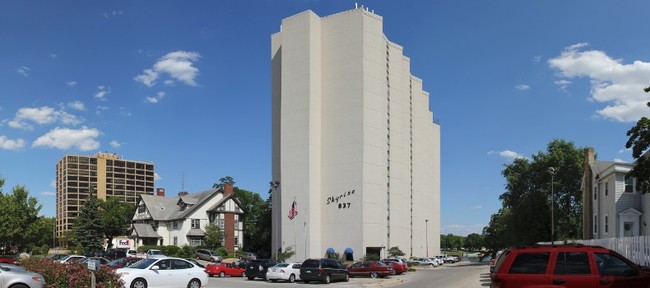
151, 265, 160, 271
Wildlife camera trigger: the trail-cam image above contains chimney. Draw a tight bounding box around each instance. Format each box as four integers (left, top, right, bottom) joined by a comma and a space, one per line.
156, 188, 165, 197
223, 183, 233, 196
178, 191, 189, 197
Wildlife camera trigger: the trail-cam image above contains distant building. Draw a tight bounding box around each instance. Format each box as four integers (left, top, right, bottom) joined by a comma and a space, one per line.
271, 7, 441, 262
130, 183, 245, 252
582, 147, 649, 239
55, 152, 155, 245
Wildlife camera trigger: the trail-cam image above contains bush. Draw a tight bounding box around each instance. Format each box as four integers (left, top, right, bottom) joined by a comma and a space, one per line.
21, 258, 123, 288
178, 245, 195, 258
215, 247, 229, 257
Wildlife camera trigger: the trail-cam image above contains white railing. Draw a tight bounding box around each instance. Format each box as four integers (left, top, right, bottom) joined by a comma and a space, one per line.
575, 236, 650, 267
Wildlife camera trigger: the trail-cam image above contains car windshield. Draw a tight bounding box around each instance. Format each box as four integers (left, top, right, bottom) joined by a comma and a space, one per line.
374, 261, 388, 266
275, 263, 289, 268
208, 251, 217, 255
129, 258, 158, 269
107, 258, 126, 268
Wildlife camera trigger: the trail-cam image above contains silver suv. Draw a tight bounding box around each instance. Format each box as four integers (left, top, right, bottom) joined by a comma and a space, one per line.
195, 249, 222, 262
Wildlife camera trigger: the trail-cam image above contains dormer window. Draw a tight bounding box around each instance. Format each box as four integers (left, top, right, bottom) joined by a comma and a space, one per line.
180, 203, 187, 211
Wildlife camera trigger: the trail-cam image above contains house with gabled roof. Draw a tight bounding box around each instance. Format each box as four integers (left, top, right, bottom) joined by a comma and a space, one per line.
129, 183, 245, 252
582, 147, 650, 240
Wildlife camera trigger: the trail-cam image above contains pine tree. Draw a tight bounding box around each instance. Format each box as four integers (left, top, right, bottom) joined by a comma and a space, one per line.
73, 192, 104, 255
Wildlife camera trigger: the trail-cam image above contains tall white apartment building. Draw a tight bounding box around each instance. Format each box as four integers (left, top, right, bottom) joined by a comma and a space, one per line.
271, 7, 440, 262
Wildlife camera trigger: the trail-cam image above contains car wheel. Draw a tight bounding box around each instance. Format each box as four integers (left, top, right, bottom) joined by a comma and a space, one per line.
247, 276, 255, 280
219, 271, 225, 278
187, 279, 201, 288
12, 285, 28, 288
304, 280, 310, 284
370, 272, 378, 278
271, 279, 277, 282
131, 278, 147, 288
324, 274, 331, 284
289, 274, 296, 283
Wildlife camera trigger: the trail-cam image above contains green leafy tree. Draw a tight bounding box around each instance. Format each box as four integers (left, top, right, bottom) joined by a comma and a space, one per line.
213, 176, 236, 188
484, 139, 585, 247
26, 216, 55, 248
204, 223, 224, 248
387, 246, 405, 257
73, 192, 104, 254
101, 197, 134, 249
235, 187, 271, 255
463, 233, 484, 251
625, 86, 650, 193
276, 246, 296, 262
0, 181, 42, 251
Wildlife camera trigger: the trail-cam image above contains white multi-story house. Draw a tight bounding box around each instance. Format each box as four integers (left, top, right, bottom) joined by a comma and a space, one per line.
129, 183, 245, 252
582, 147, 649, 239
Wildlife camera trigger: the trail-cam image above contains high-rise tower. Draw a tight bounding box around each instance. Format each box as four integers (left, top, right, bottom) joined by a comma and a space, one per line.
271, 7, 440, 261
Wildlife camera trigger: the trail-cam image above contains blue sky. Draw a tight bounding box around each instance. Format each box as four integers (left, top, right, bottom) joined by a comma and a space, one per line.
2, 1, 650, 236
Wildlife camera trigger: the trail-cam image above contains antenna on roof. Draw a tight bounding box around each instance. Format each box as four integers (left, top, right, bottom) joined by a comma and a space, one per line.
181, 172, 185, 192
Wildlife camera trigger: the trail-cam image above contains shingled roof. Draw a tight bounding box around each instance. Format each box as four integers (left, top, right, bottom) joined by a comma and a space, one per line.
139, 187, 223, 221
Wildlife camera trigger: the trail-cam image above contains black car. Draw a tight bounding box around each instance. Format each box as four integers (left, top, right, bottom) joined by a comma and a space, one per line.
246, 259, 280, 280
105, 248, 127, 260
300, 258, 349, 284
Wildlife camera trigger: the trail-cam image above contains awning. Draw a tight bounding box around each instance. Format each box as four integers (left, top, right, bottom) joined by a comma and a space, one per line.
344, 247, 353, 254
326, 247, 335, 254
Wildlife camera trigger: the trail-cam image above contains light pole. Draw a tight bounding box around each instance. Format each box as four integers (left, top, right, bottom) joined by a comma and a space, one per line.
548, 167, 556, 245
425, 219, 429, 258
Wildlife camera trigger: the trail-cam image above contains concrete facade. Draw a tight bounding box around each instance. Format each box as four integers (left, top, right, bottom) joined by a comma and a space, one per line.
271, 8, 440, 262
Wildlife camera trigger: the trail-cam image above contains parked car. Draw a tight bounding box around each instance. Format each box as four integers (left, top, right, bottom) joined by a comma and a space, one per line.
381, 258, 408, 274
79, 257, 111, 265
195, 249, 222, 262
58, 255, 86, 264
246, 259, 280, 280
105, 248, 127, 260
205, 261, 246, 277
146, 249, 165, 259
347, 261, 395, 278
46, 254, 68, 261
266, 262, 301, 283
491, 244, 650, 288
0, 263, 26, 271
0, 256, 17, 265
0, 264, 46, 288
409, 257, 436, 267
184, 258, 205, 268
300, 258, 349, 284
105, 257, 144, 270
116, 257, 208, 288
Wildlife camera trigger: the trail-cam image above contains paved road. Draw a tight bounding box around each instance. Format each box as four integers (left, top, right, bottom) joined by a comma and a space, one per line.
201, 261, 490, 288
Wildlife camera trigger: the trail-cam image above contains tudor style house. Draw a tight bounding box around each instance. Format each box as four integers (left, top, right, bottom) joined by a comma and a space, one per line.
582, 147, 650, 240
129, 183, 245, 252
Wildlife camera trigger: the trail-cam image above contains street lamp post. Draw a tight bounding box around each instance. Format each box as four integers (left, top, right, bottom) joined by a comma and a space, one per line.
548, 167, 556, 245
425, 219, 429, 258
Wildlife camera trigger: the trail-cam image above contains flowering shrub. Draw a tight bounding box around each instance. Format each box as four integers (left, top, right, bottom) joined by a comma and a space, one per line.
20, 258, 124, 288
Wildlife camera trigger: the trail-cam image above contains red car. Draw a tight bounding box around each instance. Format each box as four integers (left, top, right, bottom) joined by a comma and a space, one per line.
381, 258, 407, 274
347, 261, 395, 278
105, 257, 143, 270
491, 244, 650, 288
0, 256, 17, 265
205, 261, 246, 277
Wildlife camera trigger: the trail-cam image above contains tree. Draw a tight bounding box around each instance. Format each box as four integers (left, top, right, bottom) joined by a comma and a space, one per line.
484, 139, 585, 247
235, 187, 271, 256
276, 246, 296, 262
101, 197, 134, 249
387, 246, 405, 258
0, 182, 42, 251
204, 223, 224, 248
625, 86, 650, 193
464, 233, 484, 251
73, 192, 104, 254
213, 176, 235, 188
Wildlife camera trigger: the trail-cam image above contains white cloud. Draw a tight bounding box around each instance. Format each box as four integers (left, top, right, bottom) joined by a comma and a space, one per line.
110, 140, 121, 148
0, 135, 26, 150
469, 205, 482, 210
68, 101, 85, 111
135, 51, 201, 87
515, 84, 530, 90
488, 150, 526, 160
554, 79, 571, 91
613, 158, 628, 163
66, 81, 78, 87
95, 86, 110, 99
40, 191, 55, 196
154, 172, 162, 181
32, 126, 100, 151
532, 55, 542, 63
103, 10, 123, 18
8, 106, 81, 130
549, 43, 650, 122
95, 105, 109, 115
145, 91, 166, 104
16, 65, 30, 76
49, 53, 57, 59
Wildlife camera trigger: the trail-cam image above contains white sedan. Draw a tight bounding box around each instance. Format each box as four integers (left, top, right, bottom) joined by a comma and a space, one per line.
266, 262, 301, 283
116, 257, 208, 288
